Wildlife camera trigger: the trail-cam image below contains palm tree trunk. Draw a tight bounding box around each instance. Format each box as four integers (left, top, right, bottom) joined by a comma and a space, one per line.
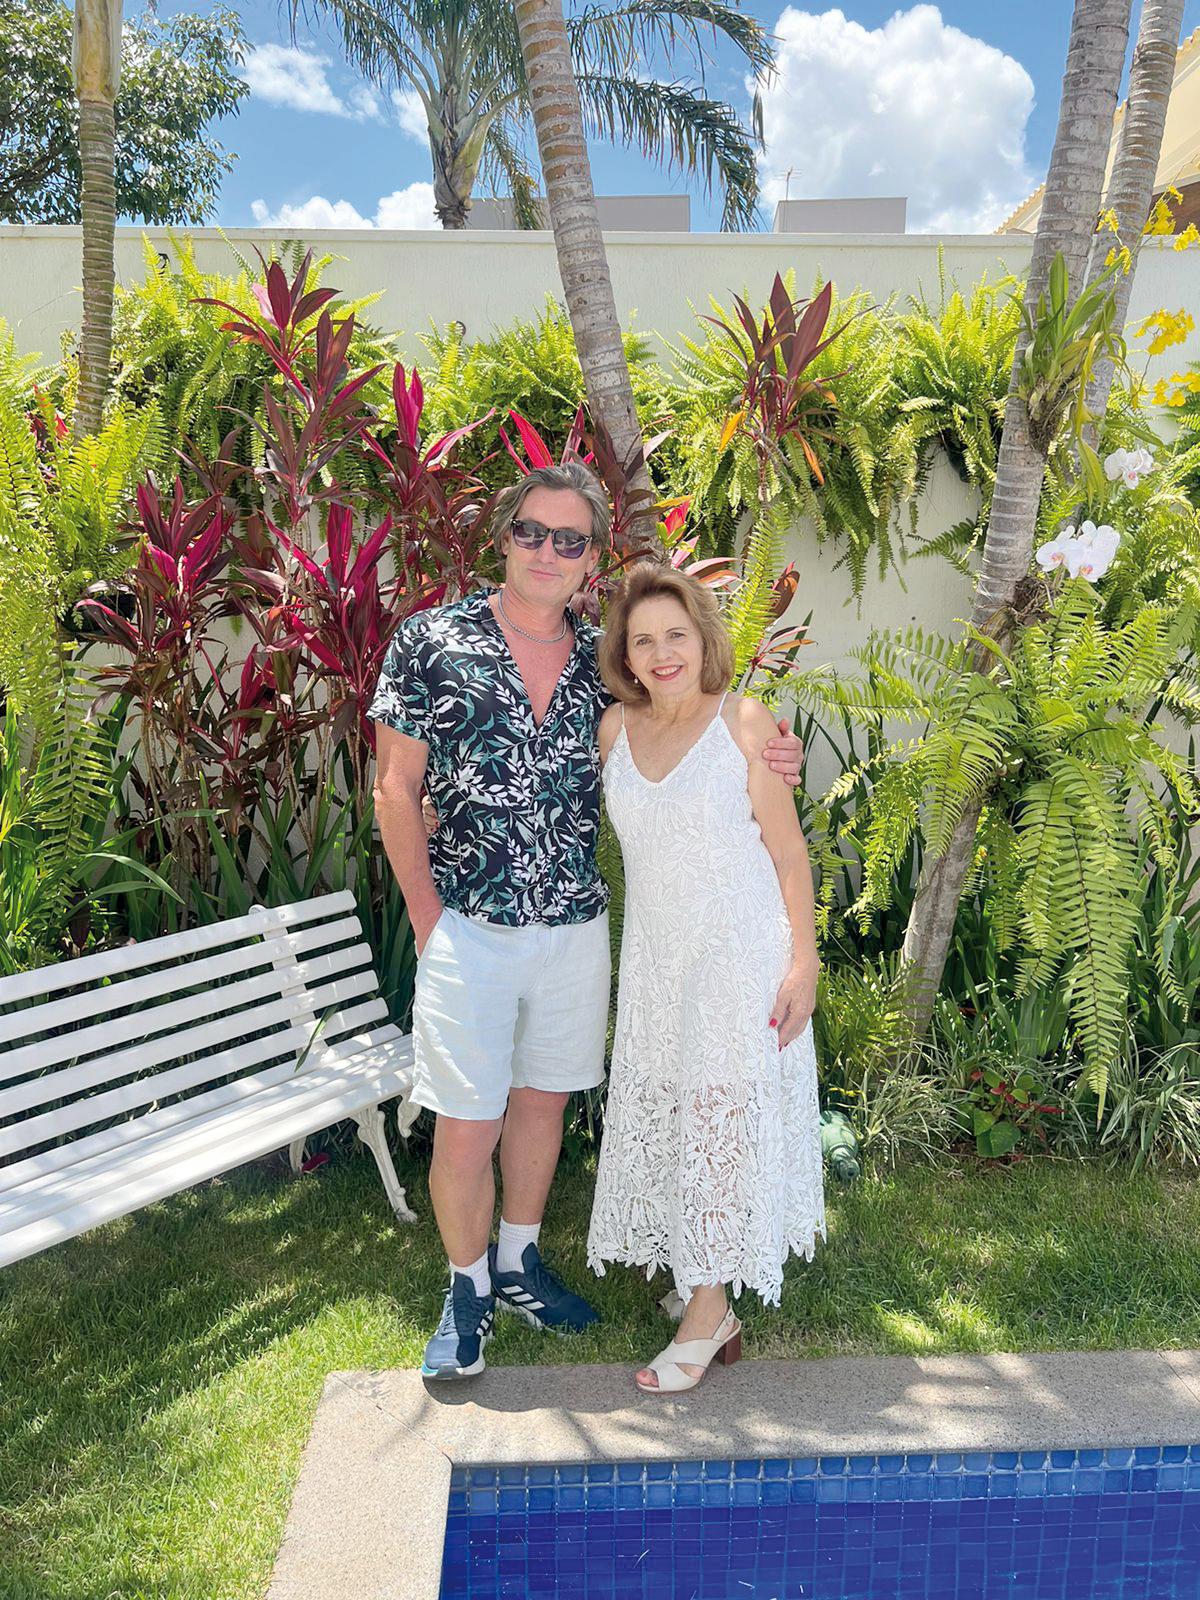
512, 0, 655, 545
898, 0, 1134, 1038
73, 0, 123, 438
1084, 0, 1187, 422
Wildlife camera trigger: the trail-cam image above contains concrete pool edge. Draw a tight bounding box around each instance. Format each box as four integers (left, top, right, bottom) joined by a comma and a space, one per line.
267, 1348, 1200, 1600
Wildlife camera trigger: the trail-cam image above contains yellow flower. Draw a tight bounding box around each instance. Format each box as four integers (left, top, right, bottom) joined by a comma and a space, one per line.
1145, 197, 1177, 236
1152, 379, 1170, 406
1137, 309, 1195, 355
1175, 224, 1200, 251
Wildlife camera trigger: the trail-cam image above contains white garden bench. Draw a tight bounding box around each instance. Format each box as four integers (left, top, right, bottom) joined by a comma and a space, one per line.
0, 890, 418, 1269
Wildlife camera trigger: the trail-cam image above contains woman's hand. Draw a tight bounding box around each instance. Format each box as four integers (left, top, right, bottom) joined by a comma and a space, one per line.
763, 718, 805, 787
770, 953, 819, 1049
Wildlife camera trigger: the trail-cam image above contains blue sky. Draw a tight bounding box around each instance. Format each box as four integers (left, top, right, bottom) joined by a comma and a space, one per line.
158, 1, 1200, 234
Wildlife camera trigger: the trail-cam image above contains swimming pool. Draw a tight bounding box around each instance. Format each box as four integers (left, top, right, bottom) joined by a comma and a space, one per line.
440, 1447, 1200, 1598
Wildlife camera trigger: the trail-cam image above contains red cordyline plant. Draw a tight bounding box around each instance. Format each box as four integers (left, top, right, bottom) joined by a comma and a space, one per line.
711, 275, 849, 488
363, 364, 497, 602
78, 252, 502, 928
79, 477, 245, 891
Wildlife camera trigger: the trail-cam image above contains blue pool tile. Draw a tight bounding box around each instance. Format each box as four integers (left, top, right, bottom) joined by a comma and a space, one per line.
442, 1443, 1200, 1598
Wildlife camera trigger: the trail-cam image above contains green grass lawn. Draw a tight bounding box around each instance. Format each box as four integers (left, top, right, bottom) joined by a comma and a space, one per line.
3, 1149, 1200, 1599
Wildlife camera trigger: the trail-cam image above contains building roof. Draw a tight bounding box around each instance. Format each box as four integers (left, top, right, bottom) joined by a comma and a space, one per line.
996, 25, 1200, 234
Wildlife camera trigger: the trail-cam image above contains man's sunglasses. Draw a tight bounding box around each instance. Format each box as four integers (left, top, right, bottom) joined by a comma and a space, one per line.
510, 518, 591, 560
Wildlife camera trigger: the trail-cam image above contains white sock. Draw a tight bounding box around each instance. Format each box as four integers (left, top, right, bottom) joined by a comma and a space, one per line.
496, 1218, 541, 1274
449, 1252, 491, 1296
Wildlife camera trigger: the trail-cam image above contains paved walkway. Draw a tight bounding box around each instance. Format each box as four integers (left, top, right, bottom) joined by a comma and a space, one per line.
268, 1349, 1200, 1600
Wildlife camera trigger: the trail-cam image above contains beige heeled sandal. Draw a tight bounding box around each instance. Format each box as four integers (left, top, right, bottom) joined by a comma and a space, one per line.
636, 1309, 742, 1394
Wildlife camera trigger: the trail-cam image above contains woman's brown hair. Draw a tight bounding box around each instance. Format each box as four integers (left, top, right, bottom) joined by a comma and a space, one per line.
599, 564, 734, 703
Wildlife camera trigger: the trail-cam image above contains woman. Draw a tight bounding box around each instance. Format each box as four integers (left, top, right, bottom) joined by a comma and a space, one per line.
586, 564, 825, 1393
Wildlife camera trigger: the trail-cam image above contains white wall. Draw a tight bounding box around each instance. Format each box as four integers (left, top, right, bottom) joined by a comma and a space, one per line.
4, 223, 1195, 384
1, 226, 1036, 363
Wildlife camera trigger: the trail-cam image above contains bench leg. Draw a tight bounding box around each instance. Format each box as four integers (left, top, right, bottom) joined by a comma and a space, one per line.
396, 1087, 422, 1141
288, 1137, 307, 1174
354, 1103, 417, 1224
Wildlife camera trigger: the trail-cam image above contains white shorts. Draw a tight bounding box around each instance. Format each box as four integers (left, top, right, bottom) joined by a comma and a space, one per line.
410, 908, 610, 1121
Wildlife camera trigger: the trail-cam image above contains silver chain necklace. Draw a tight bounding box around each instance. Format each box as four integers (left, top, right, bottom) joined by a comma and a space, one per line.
497, 587, 568, 644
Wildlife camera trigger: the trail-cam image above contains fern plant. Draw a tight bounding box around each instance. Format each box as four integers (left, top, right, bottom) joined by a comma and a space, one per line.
786, 582, 1200, 1104
0, 686, 171, 973
0, 318, 162, 736
893, 266, 1021, 573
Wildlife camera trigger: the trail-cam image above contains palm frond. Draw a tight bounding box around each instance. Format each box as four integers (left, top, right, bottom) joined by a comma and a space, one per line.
577, 74, 760, 230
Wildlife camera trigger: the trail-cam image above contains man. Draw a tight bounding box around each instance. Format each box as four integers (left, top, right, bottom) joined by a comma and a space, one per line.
369, 463, 802, 1380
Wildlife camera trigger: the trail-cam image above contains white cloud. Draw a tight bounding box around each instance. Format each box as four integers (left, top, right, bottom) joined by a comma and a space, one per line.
250, 182, 440, 230
374, 184, 440, 228
393, 89, 429, 144
757, 5, 1036, 233
348, 85, 385, 122
241, 45, 346, 116
241, 44, 384, 122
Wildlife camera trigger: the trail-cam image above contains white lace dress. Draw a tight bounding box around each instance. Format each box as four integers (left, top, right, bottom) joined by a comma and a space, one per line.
587, 702, 825, 1307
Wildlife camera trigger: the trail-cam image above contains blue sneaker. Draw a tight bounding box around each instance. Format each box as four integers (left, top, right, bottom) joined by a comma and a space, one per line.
489, 1243, 600, 1336
420, 1274, 495, 1379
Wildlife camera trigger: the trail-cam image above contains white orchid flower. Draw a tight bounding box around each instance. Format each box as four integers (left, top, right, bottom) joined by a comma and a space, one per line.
1036, 529, 1077, 572
1103, 445, 1154, 489
1074, 521, 1120, 580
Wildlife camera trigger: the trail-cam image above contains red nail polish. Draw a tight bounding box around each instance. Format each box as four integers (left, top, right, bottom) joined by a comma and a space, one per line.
769, 1017, 777, 1028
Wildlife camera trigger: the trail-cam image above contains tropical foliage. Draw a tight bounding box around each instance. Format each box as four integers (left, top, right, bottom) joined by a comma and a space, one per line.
4, 241, 1200, 1163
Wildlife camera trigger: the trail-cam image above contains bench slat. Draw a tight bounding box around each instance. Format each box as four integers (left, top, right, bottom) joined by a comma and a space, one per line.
0, 915, 364, 1047
0, 941, 376, 1086
0, 1006, 396, 1194
0, 992, 392, 1161
0, 1038, 415, 1234
0, 1037, 414, 1267
0, 891, 356, 1009
0, 964, 379, 1122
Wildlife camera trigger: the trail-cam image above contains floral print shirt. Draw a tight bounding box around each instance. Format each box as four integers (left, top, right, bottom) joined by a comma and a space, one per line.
368, 589, 610, 927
